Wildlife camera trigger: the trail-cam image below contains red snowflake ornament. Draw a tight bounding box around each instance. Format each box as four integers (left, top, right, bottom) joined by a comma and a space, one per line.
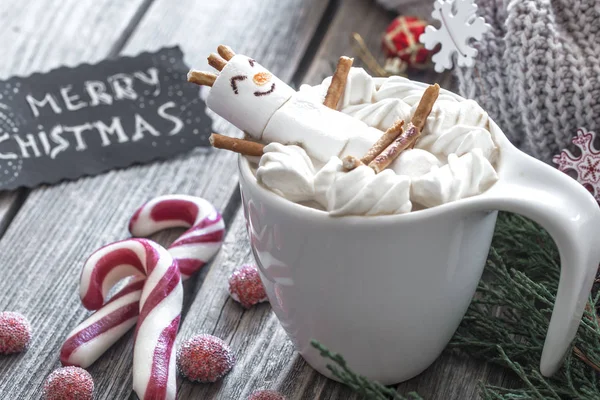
382, 16, 432, 69
552, 128, 600, 204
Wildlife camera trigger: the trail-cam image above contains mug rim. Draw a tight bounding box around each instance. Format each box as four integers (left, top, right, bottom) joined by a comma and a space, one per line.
238, 79, 515, 225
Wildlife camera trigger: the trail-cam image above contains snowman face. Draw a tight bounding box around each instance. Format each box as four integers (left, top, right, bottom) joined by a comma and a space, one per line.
229, 57, 277, 97
206, 54, 295, 139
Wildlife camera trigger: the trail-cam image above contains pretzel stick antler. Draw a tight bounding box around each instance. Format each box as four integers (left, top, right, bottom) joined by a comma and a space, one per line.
217, 45, 235, 61
368, 84, 440, 173
187, 70, 217, 87
324, 56, 354, 109
208, 53, 228, 71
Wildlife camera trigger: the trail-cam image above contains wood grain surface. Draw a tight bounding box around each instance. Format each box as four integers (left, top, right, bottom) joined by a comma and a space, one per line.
0, 0, 148, 236
0, 0, 514, 399
0, 0, 330, 398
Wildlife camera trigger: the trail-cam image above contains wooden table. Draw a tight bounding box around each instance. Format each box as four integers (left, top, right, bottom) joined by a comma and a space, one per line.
0, 0, 512, 398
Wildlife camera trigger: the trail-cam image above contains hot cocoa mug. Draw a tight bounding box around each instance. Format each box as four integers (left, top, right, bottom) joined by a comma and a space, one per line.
237, 82, 600, 384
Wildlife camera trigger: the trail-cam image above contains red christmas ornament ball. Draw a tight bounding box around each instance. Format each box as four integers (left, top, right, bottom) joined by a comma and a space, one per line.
0, 311, 31, 354
228, 264, 268, 308
43, 366, 94, 400
382, 16, 432, 68
248, 390, 287, 400
177, 334, 235, 382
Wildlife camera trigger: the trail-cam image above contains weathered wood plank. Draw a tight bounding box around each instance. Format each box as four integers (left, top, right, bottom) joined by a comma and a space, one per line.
0, 0, 331, 399
301, 0, 454, 89
176, 0, 509, 399
0, 0, 148, 235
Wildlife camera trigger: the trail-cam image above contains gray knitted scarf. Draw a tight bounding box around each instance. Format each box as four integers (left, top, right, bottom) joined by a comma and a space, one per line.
454, 0, 600, 164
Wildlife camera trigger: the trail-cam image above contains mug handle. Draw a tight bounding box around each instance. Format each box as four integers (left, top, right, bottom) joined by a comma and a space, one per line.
477, 149, 600, 376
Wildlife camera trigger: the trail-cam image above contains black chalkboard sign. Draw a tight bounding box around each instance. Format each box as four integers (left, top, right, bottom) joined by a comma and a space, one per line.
0, 46, 211, 190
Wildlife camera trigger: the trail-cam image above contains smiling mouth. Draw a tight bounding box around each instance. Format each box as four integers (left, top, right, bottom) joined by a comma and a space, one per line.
254, 83, 276, 97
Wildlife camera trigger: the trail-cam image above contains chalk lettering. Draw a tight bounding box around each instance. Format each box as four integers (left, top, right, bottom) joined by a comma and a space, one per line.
131, 114, 160, 141
134, 68, 160, 96
50, 125, 68, 159
94, 117, 128, 146
63, 123, 93, 151
85, 81, 113, 106
60, 85, 88, 111
26, 93, 62, 118
158, 102, 184, 135
0, 133, 18, 160
15, 134, 41, 158
108, 74, 138, 100
38, 131, 52, 156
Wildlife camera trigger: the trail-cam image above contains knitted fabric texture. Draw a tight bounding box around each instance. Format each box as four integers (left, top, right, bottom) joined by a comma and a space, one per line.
454, 0, 600, 164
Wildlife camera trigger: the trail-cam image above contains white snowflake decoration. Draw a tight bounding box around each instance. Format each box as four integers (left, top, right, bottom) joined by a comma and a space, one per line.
419, 0, 490, 73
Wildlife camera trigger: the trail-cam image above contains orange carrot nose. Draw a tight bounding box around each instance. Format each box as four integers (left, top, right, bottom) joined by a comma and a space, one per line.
253, 72, 271, 86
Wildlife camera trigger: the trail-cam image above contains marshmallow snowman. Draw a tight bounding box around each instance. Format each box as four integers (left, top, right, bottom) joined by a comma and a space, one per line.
205, 54, 378, 163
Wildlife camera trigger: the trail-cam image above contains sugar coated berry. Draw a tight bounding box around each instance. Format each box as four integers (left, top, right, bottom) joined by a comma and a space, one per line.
228, 264, 268, 308
0, 311, 31, 354
43, 366, 94, 400
177, 334, 235, 382
248, 389, 287, 400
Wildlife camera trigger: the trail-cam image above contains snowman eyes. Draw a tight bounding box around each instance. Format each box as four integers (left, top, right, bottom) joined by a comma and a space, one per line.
230, 75, 247, 95
248, 58, 256, 67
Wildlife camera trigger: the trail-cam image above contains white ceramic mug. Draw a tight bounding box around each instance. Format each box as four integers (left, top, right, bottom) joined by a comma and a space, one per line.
237, 83, 600, 385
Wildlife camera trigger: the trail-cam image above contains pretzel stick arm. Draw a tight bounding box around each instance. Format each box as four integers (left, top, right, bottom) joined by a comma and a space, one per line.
323, 56, 354, 109
367, 84, 440, 173
342, 155, 363, 171
411, 83, 440, 131
210, 134, 265, 156
368, 125, 419, 173
360, 119, 404, 165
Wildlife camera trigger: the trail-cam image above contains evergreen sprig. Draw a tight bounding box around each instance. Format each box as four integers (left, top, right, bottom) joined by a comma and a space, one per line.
314, 212, 600, 399
311, 340, 423, 400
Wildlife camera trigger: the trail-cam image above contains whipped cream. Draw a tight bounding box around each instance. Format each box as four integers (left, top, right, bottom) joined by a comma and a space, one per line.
202, 56, 500, 216
390, 148, 442, 178
414, 99, 496, 161
314, 157, 412, 216
411, 149, 498, 208
256, 143, 316, 202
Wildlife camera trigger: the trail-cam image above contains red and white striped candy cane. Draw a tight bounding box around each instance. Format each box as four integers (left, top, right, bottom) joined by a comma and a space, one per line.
129, 194, 226, 279
60, 276, 145, 367
79, 238, 182, 400
60, 195, 225, 368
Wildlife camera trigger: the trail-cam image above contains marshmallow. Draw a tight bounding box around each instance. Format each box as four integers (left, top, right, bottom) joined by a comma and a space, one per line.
207, 55, 295, 139
263, 91, 372, 163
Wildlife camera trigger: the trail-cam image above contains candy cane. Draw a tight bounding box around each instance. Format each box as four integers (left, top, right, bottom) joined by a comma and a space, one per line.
129, 194, 226, 279
79, 238, 182, 400
61, 195, 225, 368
